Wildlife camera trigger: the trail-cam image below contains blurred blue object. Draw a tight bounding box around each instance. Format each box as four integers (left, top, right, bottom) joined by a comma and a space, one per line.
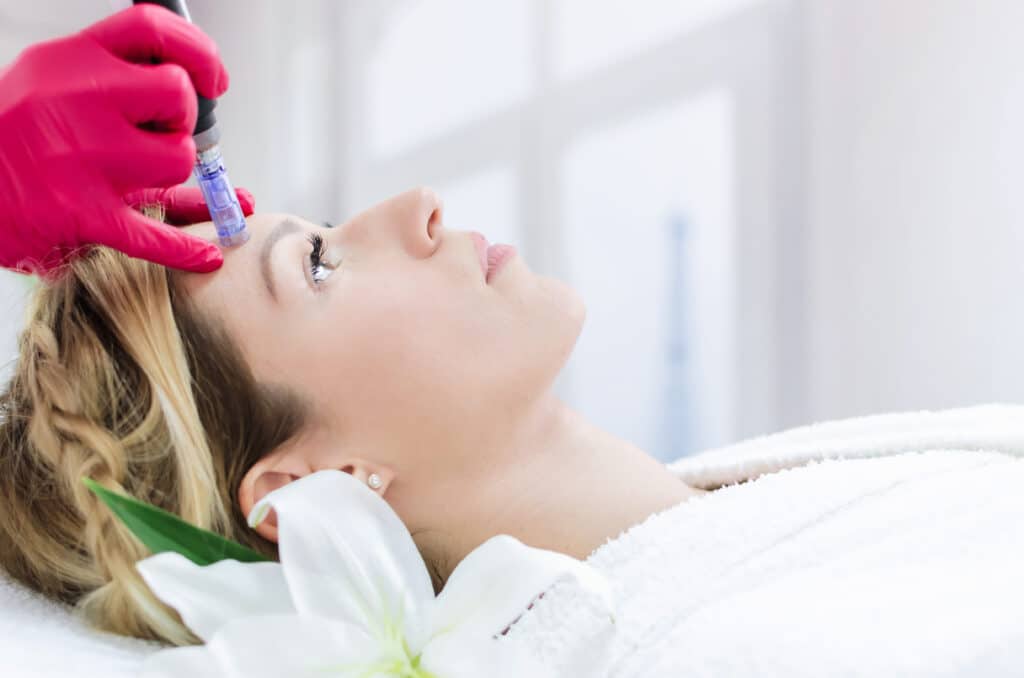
659, 212, 696, 460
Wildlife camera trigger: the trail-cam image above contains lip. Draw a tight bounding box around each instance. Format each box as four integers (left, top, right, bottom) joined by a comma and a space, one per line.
469, 231, 517, 283
485, 244, 517, 283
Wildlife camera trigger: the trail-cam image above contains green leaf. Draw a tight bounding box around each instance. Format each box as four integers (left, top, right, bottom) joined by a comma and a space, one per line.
81, 476, 270, 566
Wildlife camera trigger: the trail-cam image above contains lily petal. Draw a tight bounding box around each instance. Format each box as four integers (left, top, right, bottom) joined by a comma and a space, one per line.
431, 534, 616, 641
136, 552, 294, 642
420, 629, 556, 678
248, 470, 435, 649
207, 614, 378, 678
142, 614, 378, 678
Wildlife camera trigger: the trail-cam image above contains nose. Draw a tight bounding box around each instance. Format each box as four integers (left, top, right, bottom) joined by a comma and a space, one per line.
340, 186, 444, 259
395, 186, 444, 258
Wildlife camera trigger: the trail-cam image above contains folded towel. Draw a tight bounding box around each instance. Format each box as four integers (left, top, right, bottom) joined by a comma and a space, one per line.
500, 403, 1024, 677
670, 402, 1024, 489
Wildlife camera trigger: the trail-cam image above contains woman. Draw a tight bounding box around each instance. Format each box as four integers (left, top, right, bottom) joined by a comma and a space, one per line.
0, 186, 707, 647
5, 189, 1024, 677
6, 190, 1024, 678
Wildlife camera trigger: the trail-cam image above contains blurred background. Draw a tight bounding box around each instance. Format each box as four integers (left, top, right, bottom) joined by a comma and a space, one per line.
1, 0, 1022, 461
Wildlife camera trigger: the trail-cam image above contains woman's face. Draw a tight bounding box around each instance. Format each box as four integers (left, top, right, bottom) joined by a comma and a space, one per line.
180, 187, 584, 529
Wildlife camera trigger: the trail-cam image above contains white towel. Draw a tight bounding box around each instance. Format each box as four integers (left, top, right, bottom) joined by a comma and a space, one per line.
0, 570, 160, 677
670, 402, 1024, 490
5, 403, 1024, 676
500, 403, 1024, 677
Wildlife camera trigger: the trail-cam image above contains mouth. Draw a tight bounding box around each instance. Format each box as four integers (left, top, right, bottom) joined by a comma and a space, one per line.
469, 231, 518, 284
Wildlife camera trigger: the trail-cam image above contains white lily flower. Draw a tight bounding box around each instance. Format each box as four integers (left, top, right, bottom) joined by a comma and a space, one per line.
135, 469, 617, 677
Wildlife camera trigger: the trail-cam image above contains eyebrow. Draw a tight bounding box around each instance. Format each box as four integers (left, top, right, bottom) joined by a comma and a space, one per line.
260, 218, 303, 302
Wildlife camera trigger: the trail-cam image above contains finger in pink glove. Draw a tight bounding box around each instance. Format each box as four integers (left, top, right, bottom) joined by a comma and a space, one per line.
119, 185, 257, 273
124, 186, 256, 225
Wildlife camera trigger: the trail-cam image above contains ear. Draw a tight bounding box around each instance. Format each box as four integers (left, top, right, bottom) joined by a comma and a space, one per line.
236, 440, 395, 544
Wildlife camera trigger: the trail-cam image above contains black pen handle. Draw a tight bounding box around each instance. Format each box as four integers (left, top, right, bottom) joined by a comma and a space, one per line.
132, 0, 217, 135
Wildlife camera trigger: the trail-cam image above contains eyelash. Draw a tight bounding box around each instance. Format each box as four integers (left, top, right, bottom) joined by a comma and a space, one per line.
307, 233, 329, 285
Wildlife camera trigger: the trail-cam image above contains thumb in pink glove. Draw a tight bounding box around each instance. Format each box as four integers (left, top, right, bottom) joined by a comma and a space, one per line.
0, 4, 241, 276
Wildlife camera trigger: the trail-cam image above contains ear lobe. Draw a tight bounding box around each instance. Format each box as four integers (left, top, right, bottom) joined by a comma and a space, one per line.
236, 439, 397, 545
343, 464, 394, 495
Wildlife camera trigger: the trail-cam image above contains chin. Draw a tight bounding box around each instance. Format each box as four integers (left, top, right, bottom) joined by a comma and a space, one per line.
545, 279, 587, 362
497, 281, 584, 403
567, 287, 587, 331
548, 276, 587, 336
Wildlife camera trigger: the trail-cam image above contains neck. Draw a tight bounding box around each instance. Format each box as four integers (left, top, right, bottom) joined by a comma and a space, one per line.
429, 392, 705, 582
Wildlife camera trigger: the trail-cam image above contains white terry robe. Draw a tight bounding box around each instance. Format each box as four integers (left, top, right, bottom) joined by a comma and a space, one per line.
498, 404, 1024, 677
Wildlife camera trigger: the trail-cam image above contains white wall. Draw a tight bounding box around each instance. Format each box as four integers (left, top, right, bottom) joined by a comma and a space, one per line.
805, 0, 1024, 422
4, 0, 1024, 442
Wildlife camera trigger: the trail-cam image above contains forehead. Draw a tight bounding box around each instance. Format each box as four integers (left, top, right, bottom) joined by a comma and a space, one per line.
175, 213, 316, 333
180, 212, 303, 253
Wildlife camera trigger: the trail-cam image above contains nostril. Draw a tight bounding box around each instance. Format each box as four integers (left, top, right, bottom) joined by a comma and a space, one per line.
426, 205, 443, 243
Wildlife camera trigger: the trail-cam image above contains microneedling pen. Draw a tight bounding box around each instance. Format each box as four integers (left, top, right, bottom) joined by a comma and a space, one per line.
133, 0, 249, 247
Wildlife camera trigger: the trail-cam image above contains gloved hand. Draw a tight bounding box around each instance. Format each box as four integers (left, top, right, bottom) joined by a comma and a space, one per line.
125, 184, 255, 226
0, 4, 243, 277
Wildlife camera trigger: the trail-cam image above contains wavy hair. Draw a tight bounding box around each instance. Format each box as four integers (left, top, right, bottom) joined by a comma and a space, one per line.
0, 241, 306, 645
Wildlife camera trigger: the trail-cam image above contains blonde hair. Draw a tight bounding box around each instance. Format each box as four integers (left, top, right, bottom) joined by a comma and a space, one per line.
0, 244, 306, 645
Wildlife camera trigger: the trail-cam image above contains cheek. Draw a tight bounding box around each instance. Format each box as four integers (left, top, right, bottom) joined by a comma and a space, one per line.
326, 291, 465, 386
339, 267, 488, 356
304, 266, 581, 428
309, 277, 491, 422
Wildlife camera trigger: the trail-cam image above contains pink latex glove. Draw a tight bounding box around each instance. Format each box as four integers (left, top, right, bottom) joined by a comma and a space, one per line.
125, 184, 255, 226
0, 4, 244, 277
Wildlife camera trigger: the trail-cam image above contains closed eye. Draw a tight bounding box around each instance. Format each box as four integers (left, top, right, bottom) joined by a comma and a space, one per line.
308, 233, 333, 286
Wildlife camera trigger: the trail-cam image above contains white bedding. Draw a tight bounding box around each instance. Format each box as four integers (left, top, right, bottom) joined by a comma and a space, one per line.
0, 570, 159, 677
500, 404, 1024, 676
4, 403, 1024, 676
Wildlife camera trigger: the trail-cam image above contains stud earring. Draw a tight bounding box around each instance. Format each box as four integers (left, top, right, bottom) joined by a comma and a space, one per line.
367, 473, 383, 490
